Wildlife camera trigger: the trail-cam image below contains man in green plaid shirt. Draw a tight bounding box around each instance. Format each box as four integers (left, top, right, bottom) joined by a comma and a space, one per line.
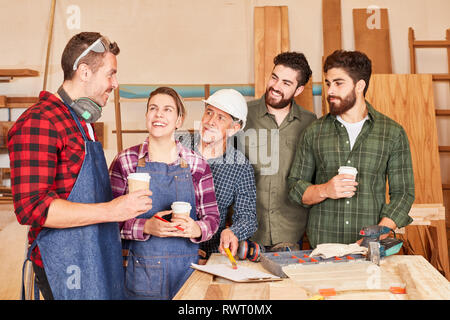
288, 50, 414, 248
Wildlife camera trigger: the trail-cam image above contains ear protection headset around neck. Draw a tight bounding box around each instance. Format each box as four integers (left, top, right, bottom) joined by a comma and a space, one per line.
57, 86, 102, 123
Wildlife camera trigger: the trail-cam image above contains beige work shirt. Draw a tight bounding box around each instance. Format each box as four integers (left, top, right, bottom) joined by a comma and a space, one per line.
240, 96, 317, 246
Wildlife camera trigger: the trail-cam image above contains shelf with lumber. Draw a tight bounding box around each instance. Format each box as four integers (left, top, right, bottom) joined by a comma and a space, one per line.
0, 69, 39, 82
0, 96, 39, 108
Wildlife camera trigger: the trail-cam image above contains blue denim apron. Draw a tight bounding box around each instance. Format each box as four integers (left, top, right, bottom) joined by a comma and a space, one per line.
22, 104, 124, 300
123, 155, 199, 300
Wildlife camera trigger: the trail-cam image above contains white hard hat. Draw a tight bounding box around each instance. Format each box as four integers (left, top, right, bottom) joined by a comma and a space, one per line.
202, 89, 248, 130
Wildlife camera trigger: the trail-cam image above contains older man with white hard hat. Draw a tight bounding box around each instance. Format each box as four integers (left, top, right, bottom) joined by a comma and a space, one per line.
178, 89, 257, 260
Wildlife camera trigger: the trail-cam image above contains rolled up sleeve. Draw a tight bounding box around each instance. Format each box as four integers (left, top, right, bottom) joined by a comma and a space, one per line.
288, 128, 315, 209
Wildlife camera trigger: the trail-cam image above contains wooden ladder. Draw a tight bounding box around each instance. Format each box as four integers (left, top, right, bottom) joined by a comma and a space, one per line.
408, 28, 450, 193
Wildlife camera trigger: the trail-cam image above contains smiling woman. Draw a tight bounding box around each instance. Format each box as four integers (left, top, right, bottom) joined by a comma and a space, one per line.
108, 86, 220, 300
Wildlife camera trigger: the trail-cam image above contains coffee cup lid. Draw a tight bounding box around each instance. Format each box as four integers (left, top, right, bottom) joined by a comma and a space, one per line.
127, 173, 151, 182
171, 201, 192, 211
338, 166, 358, 174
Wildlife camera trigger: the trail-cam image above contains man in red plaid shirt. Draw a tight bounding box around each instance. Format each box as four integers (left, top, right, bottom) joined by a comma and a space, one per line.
8, 32, 152, 299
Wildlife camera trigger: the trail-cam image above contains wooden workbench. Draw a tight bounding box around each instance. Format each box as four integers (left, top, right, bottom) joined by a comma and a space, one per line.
173, 253, 450, 300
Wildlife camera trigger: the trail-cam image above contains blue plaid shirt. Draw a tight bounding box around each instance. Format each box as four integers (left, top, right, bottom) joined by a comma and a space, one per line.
177, 132, 257, 257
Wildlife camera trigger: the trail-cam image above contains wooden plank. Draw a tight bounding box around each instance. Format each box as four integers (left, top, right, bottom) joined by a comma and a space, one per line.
397, 263, 423, 299
0, 122, 15, 148
204, 283, 232, 300
42, 0, 56, 91
322, 0, 342, 58
439, 146, 450, 152
229, 282, 270, 299
294, 78, 314, 113
174, 254, 450, 300
366, 74, 443, 204
254, 7, 265, 98
0, 217, 29, 299
113, 87, 123, 152
0, 96, 6, 108
254, 6, 289, 99
430, 219, 450, 279
173, 269, 213, 300
366, 74, 448, 279
353, 8, 392, 73
5, 97, 39, 108
263, 6, 282, 90
92, 122, 104, 146
447, 29, 450, 75
409, 27, 416, 73
280, 6, 289, 52
0, 69, 39, 78
388, 255, 450, 299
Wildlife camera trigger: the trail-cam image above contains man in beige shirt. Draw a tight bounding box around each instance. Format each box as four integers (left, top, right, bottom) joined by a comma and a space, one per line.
241, 52, 317, 250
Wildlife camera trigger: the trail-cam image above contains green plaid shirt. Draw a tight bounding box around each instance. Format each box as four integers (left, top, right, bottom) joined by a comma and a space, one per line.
288, 101, 414, 248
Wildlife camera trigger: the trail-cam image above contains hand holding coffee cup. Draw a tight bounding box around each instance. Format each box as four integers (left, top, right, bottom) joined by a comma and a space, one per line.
171, 201, 192, 220
338, 166, 358, 197
127, 173, 151, 193
170, 201, 201, 238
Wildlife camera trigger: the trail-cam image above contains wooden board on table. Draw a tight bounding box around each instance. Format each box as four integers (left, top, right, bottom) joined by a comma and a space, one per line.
353, 8, 392, 73
174, 254, 449, 300
174, 254, 308, 300
191, 263, 281, 283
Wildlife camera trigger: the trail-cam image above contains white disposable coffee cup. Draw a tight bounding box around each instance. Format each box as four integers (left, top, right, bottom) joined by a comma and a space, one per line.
171, 201, 192, 218
127, 173, 151, 193
338, 166, 357, 196
338, 166, 358, 181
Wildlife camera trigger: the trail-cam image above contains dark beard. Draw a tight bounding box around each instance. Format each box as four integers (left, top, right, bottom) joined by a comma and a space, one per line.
264, 88, 294, 109
328, 89, 357, 116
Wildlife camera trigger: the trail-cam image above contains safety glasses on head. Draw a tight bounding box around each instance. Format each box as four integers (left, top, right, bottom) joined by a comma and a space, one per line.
72, 37, 106, 71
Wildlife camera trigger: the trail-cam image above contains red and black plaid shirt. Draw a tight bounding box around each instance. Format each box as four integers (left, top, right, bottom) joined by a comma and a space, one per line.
7, 91, 95, 268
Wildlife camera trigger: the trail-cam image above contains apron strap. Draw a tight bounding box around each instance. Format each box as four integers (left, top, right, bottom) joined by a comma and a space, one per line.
180, 158, 188, 168
61, 101, 90, 142
21, 241, 40, 300
138, 144, 146, 167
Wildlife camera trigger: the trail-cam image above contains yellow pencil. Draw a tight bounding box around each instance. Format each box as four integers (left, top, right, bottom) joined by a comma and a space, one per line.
224, 247, 238, 269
